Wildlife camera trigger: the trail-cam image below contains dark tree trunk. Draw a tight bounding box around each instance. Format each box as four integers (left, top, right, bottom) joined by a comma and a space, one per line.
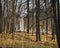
57, 0, 60, 48
51, 0, 60, 48
0, 1, 2, 33
27, 0, 29, 33
35, 0, 41, 41
11, 0, 16, 39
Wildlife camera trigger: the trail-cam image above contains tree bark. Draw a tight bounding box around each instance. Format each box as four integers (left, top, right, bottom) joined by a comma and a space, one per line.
11, 0, 16, 39
45, 0, 48, 40
51, 18, 55, 40
32, 0, 34, 36
51, 0, 60, 48
57, 0, 60, 48
0, 1, 3, 33
35, 0, 41, 41
27, 0, 29, 33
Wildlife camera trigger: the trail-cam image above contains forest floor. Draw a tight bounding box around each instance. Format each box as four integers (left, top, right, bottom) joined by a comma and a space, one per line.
0, 32, 58, 48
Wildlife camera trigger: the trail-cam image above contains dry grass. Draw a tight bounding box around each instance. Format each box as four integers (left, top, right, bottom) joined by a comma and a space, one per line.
0, 32, 58, 48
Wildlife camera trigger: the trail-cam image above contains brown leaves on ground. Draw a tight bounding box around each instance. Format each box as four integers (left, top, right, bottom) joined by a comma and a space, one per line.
0, 32, 58, 48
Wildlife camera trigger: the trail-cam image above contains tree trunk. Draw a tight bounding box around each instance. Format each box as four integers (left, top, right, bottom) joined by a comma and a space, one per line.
27, 0, 29, 33
32, 0, 34, 36
57, 0, 60, 48
42, 21, 44, 35
51, 0, 60, 48
35, 0, 41, 41
46, 19, 48, 34
11, 0, 16, 39
51, 18, 55, 40
0, 1, 2, 33
45, 0, 48, 40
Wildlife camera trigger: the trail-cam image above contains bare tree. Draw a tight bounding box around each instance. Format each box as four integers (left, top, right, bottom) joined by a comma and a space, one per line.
51, 0, 60, 47
32, 0, 34, 35
27, 0, 29, 33
45, 0, 48, 35
0, 0, 2, 33
35, 0, 41, 41
11, 0, 17, 39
